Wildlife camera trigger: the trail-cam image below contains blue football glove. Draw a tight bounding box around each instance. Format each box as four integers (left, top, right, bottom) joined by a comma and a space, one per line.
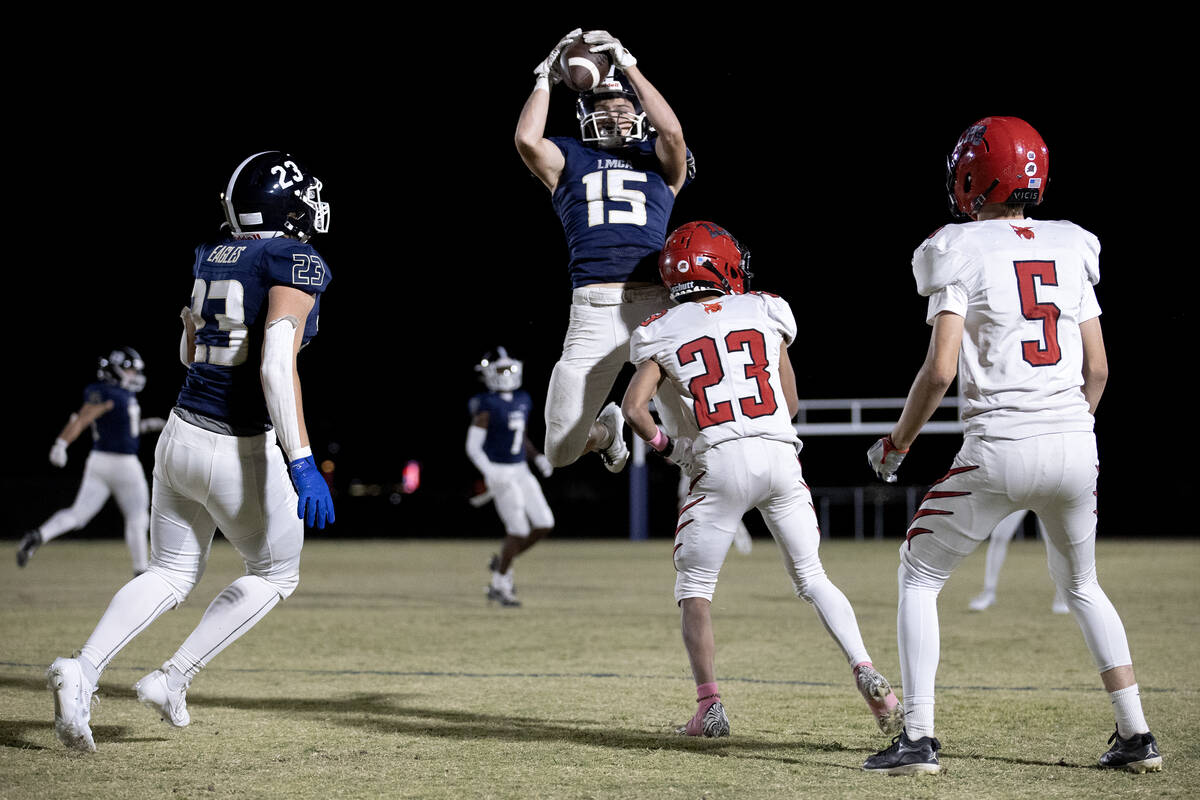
288, 455, 335, 530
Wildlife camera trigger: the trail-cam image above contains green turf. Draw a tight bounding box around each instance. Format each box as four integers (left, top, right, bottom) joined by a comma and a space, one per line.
2, 537, 1196, 799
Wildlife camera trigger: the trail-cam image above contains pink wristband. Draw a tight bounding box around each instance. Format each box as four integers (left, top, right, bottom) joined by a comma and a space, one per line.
648, 428, 670, 452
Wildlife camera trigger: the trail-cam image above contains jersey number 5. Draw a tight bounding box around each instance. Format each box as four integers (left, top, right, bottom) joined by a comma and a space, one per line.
1014, 260, 1062, 367
677, 329, 778, 429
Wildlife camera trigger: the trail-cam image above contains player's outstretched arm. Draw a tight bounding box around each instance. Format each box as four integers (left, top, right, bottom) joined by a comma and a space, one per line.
261, 285, 333, 530
515, 30, 577, 190
623, 64, 687, 193
1080, 317, 1108, 415
49, 400, 113, 466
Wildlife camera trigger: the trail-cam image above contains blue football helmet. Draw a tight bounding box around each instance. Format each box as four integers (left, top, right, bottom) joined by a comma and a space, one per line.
475, 347, 523, 392
221, 151, 330, 241
98, 346, 146, 392
577, 71, 650, 149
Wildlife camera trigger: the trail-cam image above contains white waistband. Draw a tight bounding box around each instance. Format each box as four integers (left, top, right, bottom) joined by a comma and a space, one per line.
571, 285, 668, 306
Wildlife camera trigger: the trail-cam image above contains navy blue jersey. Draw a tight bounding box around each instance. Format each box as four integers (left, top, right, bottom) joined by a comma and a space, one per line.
468, 390, 533, 464
83, 382, 140, 455
549, 137, 690, 288
177, 236, 330, 430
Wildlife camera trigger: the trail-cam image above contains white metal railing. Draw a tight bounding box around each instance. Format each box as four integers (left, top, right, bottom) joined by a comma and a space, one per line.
793, 397, 963, 436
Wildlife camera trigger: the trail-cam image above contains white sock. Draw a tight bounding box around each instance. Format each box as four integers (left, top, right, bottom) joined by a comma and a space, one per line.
803, 577, 871, 667
1110, 684, 1149, 737
79, 571, 179, 678
167, 575, 281, 681
905, 703, 935, 739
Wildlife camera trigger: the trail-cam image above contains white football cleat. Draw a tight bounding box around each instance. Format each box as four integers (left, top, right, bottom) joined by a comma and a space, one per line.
46, 657, 96, 752
968, 590, 996, 611
134, 667, 190, 727
596, 403, 629, 473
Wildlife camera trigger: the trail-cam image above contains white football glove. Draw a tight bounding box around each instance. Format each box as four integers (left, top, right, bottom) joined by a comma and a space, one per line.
867, 436, 908, 483
49, 438, 68, 468
533, 28, 581, 85
140, 417, 167, 434
534, 453, 553, 478
584, 30, 637, 70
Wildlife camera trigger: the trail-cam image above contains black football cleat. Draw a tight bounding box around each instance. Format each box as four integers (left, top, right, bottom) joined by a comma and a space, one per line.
1098, 727, 1163, 773
862, 728, 942, 775
16, 530, 42, 567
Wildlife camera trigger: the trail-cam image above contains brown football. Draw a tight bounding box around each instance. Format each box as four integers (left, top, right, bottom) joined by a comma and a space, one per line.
558, 39, 611, 92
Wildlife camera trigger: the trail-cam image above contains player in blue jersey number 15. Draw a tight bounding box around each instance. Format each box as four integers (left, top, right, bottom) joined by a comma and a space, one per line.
516, 29, 696, 475
45, 151, 335, 752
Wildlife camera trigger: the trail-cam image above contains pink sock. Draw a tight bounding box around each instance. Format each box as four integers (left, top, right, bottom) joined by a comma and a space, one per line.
696, 681, 720, 713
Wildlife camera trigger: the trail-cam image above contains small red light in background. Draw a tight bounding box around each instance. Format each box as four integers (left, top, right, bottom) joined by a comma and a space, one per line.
401, 460, 420, 494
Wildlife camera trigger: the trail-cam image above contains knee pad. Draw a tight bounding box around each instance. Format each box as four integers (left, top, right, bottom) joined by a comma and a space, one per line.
142, 566, 191, 607
248, 560, 300, 600
899, 545, 951, 594
788, 555, 829, 603
543, 435, 578, 469
674, 565, 719, 604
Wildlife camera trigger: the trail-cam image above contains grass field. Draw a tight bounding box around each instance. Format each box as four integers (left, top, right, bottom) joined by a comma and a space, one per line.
2, 536, 1196, 799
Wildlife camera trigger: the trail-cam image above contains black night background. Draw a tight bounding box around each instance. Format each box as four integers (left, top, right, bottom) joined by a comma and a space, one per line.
8, 21, 1188, 548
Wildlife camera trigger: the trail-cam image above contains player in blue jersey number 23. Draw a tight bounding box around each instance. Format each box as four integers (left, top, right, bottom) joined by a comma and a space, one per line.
45, 151, 335, 752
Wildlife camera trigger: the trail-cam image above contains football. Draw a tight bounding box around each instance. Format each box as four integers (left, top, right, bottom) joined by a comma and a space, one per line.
559, 39, 611, 92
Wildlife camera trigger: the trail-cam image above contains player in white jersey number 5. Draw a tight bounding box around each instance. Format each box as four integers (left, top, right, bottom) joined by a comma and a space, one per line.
622, 221, 902, 739
863, 117, 1161, 776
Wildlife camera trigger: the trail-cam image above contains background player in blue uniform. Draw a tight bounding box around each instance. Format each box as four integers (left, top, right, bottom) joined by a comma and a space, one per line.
466, 348, 555, 607
516, 29, 694, 474
45, 151, 335, 752
17, 347, 165, 574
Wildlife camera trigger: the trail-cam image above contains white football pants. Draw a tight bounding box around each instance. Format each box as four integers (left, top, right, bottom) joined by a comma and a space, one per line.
898, 433, 1133, 722
78, 413, 303, 680
673, 437, 871, 666
544, 285, 687, 467
39, 450, 150, 573
488, 461, 554, 536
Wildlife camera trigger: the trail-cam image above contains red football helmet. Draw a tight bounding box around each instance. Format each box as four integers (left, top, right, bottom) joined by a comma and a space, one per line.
946, 117, 1048, 219
658, 221, 752, 301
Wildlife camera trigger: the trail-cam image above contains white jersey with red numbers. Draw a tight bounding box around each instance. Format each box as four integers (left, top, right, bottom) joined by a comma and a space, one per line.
630, 292, 800, 454
913, 218, 1102, 440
